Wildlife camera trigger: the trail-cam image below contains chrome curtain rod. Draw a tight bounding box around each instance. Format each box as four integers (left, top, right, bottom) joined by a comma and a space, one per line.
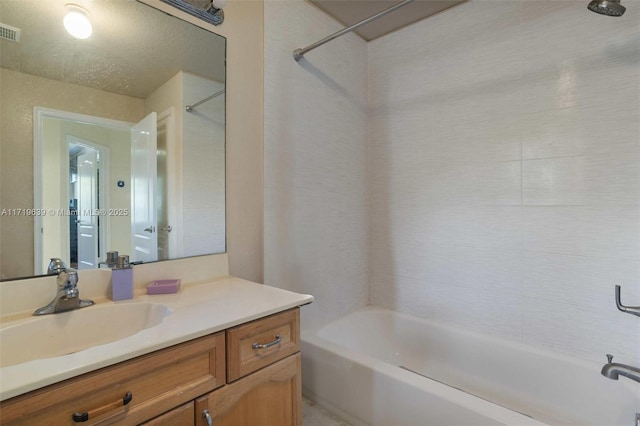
185, 89, 225, 112
293, 0, 415, 61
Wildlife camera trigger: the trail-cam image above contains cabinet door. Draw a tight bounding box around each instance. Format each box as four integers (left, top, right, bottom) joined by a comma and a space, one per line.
195, 353, 301, 426
140, 402, 194, 425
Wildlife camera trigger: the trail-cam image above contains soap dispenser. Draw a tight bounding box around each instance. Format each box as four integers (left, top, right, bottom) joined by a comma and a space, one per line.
111, 255, 134, 301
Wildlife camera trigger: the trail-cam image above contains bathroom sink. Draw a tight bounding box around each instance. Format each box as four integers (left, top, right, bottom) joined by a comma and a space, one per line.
0, 302, 171, 368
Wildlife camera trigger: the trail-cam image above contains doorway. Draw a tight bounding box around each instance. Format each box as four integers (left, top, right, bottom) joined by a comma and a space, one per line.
34, 107, 130, 275
67, 137, 109, 269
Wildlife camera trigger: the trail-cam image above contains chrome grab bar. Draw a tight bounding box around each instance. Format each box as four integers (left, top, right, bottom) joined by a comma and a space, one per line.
615, 285, 640, 317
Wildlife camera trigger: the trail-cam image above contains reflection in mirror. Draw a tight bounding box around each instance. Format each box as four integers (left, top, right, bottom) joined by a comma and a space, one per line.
0, 0, 226, 280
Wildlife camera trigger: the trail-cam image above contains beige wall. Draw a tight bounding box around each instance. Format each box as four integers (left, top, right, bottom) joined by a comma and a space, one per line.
141, 0, 265, 282
0, 69, 145, 279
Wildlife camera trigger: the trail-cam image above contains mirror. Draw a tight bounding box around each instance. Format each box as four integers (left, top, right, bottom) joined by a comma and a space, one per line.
0, 0, 226, 280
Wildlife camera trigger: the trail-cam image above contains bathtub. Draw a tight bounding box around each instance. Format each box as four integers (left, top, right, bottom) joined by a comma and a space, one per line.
301, 307, 640, 426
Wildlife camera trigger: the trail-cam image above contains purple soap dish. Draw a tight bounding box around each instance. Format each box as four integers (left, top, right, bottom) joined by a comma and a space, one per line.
146, 279, 181, 295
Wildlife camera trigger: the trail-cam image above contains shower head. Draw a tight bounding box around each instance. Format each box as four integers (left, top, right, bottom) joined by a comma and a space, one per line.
588, 0, 626, 16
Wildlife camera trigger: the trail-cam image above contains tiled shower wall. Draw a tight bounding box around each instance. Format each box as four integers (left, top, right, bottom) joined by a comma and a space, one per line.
369, 0, 640, 363
265, 0, 640, 363
264, 0, 369, 327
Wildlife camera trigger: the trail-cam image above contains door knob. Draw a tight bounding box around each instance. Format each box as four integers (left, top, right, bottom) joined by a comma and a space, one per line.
143, 226, 155, 233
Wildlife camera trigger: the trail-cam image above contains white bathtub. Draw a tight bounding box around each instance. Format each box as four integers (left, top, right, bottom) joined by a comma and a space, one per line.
301, 307, 640, 426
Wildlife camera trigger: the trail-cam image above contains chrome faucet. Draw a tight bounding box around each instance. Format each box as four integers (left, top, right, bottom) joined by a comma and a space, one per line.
601, 354, 640, 385
33, 258, 94, 315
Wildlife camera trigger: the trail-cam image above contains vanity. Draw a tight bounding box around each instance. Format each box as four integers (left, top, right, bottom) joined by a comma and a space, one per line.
0, 255, 313, 425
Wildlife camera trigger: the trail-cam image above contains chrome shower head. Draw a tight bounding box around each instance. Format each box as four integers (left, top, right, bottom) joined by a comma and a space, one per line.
588, 0, 626, 16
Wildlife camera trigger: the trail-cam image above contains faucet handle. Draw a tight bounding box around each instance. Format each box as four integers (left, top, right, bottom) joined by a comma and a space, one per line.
57, 269, 78, 290
66, 270, 78, 287
47, 258, 68, 275
61, 271, 79, 298
606, 354, 614, 364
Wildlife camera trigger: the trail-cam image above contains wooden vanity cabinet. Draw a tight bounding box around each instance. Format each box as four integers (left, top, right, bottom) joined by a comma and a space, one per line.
195, 308, 302, 426
0, 308, 302, 426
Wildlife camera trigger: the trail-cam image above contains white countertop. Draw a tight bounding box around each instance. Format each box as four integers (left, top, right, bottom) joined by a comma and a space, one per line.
0, 276, 313, 401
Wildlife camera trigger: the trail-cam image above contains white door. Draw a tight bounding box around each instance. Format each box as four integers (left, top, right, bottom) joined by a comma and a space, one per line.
77, 149, 99, 269
131, 112, 158, 263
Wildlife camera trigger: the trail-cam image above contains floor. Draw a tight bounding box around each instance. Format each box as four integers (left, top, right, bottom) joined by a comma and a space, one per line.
302, 397, 352, 426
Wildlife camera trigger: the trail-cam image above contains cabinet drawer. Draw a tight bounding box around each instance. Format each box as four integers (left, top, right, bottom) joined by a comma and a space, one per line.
226, 308, 299, 382
0, 333, 225, 426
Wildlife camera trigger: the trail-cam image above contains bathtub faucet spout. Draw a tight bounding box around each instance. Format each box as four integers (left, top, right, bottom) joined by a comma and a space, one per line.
601, 354, 640, 384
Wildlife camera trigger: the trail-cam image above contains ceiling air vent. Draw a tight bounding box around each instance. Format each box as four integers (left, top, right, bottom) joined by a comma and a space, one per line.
0, 23, 21, 42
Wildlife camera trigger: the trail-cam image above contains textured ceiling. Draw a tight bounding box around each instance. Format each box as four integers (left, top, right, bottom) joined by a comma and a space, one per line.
308, 0, 467, 41
0, 0, 226, 99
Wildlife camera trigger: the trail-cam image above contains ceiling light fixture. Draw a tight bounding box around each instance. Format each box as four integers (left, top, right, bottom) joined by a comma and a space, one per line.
63, 4, 92, 39
206, 0, 227, 25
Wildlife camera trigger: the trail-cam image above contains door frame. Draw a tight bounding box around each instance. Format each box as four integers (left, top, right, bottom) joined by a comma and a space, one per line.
33, 107, 131, 274
67, 136, 110, 269
157, 107, 182, 259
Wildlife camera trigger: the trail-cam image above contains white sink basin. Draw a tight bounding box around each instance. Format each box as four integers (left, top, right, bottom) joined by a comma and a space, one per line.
0, 302, 171, 368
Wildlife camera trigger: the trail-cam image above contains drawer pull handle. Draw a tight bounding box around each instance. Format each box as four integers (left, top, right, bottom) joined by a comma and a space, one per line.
72, 391, 133, 422
202, 409, 213, 426
252, 333, 282, 350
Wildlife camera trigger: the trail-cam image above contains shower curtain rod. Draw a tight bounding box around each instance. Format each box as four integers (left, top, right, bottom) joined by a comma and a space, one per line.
293, 0, 415, 61
185, 88, 225, 112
